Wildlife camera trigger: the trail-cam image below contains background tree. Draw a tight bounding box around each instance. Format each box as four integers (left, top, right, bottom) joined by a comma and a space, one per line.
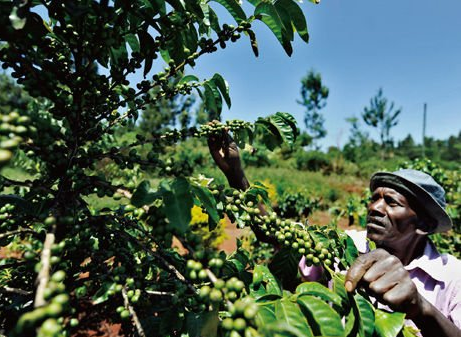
361, 88, 401, 157
0, 72, 31, 114
342, 116, 377, 163
297, 70, 329, 149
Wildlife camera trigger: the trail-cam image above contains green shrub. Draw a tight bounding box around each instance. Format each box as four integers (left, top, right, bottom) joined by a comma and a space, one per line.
296, 150, 331, 171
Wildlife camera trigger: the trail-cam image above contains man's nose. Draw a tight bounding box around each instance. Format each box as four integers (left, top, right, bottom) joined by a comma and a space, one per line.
368, 198, 385, 215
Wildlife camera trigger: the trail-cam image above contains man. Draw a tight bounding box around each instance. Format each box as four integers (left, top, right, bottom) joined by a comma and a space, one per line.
208, 133, 461, 337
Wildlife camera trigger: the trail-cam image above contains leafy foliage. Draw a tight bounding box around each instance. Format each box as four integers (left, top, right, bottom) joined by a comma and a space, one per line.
0, 1, 424, 336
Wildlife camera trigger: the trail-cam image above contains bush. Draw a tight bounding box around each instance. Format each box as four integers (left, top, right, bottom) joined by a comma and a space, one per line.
241, 147, 270, 167
296, 150, 331, 171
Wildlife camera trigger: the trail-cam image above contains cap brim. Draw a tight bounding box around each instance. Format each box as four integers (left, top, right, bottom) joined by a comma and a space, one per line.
370, 172, 452, 233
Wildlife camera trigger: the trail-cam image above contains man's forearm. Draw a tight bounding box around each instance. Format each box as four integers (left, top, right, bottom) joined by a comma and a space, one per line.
226, 170, 250, 191
413, 297, 461, 337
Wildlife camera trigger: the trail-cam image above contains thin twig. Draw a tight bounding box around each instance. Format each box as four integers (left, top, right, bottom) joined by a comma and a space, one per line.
145, 290, 175, 296
121, 288, 146, 337
0, 228, 36, 240
1, 286, 33, 296
0, 261, 27, 270
34, 231, 55, 307
115, 229, 196, 293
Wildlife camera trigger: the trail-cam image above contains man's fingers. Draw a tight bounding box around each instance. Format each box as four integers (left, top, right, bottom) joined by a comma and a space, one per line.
345, 249, 390, 292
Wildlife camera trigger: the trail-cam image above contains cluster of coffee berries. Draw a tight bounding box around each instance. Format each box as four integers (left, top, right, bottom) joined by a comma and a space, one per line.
209, 185, 335, 267
0, 203, 16, 230
195, 120, 251, 138
258, 214, 334, 266
221, 297, 260, 337
0, 111, 33, 165
14, 271, 70, 336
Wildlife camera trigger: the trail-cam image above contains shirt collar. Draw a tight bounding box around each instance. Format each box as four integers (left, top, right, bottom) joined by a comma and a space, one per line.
404, 240, 446, 282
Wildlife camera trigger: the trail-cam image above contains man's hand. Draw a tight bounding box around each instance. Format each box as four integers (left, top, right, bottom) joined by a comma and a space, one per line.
344, 249, 422, 318
207, 126, 249, 190
207, 128, 241, 176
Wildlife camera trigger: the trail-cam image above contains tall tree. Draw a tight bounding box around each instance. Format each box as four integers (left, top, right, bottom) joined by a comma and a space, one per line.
297, 70, 329, 148
362, 88, 401, 155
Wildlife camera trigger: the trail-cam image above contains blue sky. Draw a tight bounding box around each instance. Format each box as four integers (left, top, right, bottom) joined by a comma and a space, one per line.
188, 0, 461, 149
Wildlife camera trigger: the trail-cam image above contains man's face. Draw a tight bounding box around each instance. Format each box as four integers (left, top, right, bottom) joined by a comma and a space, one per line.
366, 186, 421, 254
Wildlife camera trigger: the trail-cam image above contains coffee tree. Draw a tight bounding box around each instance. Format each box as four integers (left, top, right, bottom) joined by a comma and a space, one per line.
1, 1, 417, 336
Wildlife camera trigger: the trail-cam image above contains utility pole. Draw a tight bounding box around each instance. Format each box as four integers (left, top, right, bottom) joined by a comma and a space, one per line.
422, 103, 427, 157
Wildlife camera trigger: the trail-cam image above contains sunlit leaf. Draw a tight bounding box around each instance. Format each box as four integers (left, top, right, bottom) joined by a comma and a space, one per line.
297, 294, 344, 336
374, 309, 405, 337
275, 298, 314, 337
211, 0, 246, 24
160, 177, 193, 234
295, 282, 343, 309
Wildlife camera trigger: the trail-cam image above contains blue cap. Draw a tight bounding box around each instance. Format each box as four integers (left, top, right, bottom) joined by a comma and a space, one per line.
370, 169, 452, 233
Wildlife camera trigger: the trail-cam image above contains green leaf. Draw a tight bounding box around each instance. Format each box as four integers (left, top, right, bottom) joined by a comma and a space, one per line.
276, 0, 309, 42
254, 119, 283, 151
199, 1, 211, 27
227, 247, 250, 273
374, 309, 405, 337
179, 74, 200, 85
211, 73, 231, 108
211, 0, 247, 24
9, 6, 27, 30
295, 282, 343, 309
254, 2, 292, 55
190, 184, 220, 225
297, 294, 344, 337
253, 265, 282, 297
233, 126, 249, 149
163, 32, 185, 64
160, 177, 193, 234
246, 182, 270, 206
185, 312, 203, 337
202, 82, 222, 119
400, 325, 420, 337
131, 180, 160, 207
159, 310, 183, 336
246, 29, 259, 57
332, 272, 350, 309
92, 282, 116, 304
185, 0, 204, 19
138, 31, 156, 76
109, 44, 128, 67
275, 298, 313, 337
269, 246, 300, 290
341, 231, 360, 267
125, 33, 140, 53
200, 307, 219, 337
269, 112, 299, 145
255, 305, 277, 328
354, 293, 375, 337
273, 3, 294, 42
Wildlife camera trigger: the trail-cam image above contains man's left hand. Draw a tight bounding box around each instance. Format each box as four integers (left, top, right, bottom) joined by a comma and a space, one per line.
344, 248, 423, 318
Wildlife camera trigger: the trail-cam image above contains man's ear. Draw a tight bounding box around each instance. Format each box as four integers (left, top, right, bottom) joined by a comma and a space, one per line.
415, 218, 435, 236
415, 228, 430, 236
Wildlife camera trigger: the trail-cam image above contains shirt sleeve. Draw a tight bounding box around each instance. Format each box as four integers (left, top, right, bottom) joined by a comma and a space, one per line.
446, 278, 461, 328
298, 255, 324, 282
